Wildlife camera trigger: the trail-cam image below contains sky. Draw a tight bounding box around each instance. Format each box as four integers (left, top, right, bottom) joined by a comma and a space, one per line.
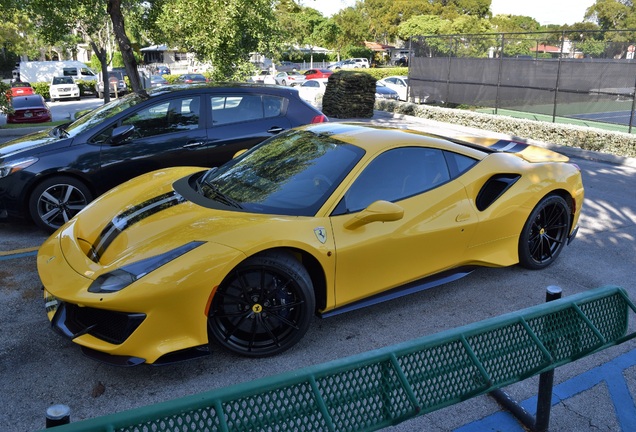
305, 0, 597, 26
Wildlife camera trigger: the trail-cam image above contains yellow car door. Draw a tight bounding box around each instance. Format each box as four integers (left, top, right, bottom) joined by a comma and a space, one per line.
328, 147, 479, 308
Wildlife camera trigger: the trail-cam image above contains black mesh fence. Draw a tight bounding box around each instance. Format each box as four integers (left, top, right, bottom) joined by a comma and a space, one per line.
409, 31, 636, 132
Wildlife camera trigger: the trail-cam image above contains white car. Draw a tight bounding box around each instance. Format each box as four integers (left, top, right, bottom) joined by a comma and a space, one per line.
274, 71, 306, 86
49, 76, 80, 102
377, 75, 409, 101
349, 58, 370, 68
296, 78, 328, 107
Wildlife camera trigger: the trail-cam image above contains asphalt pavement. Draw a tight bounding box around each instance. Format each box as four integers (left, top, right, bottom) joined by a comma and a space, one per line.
1, 110, 635, 431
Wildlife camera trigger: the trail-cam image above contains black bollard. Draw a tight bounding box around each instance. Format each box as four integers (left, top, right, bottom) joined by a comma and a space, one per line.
46, 404, 70, 428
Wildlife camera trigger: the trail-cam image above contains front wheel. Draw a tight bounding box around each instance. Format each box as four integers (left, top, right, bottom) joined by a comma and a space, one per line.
518, 195, 571, 270
28, 176, 93, 232
208, 251, 315, 357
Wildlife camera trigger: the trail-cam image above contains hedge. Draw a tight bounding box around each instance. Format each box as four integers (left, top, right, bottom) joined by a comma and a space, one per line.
375, 99, 636, 159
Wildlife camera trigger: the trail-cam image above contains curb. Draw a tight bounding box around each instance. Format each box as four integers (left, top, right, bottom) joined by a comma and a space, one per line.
0, 126, 49, 137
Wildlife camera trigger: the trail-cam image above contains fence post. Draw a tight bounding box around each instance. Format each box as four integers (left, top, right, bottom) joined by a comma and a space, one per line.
495, 33, 505, 115
629, 74, 636, 134
552, 32, 566, 123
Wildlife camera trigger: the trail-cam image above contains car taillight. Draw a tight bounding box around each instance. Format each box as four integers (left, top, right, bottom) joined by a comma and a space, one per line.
311, 115, 328, 123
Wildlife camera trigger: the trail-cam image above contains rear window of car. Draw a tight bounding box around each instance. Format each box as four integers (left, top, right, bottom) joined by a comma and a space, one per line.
12, 97, 43, 109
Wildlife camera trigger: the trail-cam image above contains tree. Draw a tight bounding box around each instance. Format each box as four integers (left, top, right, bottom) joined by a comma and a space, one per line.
107, 0, 143, 92
152, 0, 279, 81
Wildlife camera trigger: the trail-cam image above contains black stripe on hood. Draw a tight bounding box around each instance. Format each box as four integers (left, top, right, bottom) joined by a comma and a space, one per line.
90, 191, 186, 262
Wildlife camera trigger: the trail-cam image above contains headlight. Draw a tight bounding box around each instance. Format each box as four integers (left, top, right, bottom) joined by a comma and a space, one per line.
88, 241, 205, 293
0, 157, 38, 179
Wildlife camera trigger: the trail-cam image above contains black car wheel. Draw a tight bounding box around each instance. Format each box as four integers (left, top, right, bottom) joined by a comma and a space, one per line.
518, 195, 571, 270
208, 251, 315, 357
28, 176, 93, 232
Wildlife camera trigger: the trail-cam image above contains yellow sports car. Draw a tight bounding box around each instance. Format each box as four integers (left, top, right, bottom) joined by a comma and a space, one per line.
38, 123, 584, 365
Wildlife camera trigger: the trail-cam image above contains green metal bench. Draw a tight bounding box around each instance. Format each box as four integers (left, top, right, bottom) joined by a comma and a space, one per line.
44, 286, 636, 432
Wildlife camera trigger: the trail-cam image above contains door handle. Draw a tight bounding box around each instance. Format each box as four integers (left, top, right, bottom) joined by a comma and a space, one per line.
183, 141, 205, 148
267, 126, 285, 134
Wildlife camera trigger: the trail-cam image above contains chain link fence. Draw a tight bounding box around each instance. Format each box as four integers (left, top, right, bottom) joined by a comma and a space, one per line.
409, 30, 636, 132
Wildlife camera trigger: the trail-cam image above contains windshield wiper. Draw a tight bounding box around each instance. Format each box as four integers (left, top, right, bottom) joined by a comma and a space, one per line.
201, 180, 243, 209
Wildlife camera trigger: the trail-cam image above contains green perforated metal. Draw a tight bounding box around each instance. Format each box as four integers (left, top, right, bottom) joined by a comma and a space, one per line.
46, 286, 636, 432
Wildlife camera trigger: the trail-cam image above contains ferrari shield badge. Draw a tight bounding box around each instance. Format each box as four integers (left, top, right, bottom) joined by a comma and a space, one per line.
314, 227, 327, 244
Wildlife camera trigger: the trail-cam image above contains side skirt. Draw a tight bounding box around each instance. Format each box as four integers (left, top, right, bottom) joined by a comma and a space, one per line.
320, 266, 479, 318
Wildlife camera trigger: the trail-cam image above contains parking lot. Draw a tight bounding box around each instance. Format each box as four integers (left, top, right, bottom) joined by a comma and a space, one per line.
1, 113, 635, 431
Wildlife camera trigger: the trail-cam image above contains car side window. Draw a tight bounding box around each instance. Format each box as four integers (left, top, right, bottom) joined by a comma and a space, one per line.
443, 150, 478, 177
120, 97, 201, 139
92, 96, 201, 143
334, 147, 451, 215
211, 94, 282, 125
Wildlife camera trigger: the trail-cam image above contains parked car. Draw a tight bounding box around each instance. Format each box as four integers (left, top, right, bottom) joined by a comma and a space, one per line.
303, 69, 332, 80
156, 65, 171, 75
150, 75, 168, 88
176, 73, 208, 84
37, 123, 584, 364
274, 71, 306, 86
95, 70, 128, 99
377, 75, 409, 101
375, 82, 400, 100
250, 70, 271, 83
328, 60, 356, 70
9, 81, 35, 97
276, 61, 301, 72
348, 58, 370, 68
49, 76, 81, 102
6, 94, 51, 124
297, 78, 329, 106
0, 84, 328, 231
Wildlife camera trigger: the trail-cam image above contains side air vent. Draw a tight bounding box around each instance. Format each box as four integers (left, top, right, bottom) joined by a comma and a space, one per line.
476, 174, 520, 211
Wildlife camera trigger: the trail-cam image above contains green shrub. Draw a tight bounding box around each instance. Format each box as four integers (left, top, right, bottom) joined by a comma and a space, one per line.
31, 82, 50, 100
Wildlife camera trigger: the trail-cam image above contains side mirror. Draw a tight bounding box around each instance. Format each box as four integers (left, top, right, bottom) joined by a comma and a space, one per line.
110, 125, 135, 146
343, 200, 404, 230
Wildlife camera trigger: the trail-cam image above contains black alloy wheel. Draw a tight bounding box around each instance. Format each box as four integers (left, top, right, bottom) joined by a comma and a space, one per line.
518, 195, 571, 270
28, 176, 93, 232
208, 252, 315, 357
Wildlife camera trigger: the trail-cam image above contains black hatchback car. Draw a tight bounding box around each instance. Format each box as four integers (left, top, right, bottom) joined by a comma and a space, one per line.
0, 83, 328, 231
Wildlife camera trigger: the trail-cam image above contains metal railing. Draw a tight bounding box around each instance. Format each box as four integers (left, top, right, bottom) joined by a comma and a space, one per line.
43, 286, 636, 432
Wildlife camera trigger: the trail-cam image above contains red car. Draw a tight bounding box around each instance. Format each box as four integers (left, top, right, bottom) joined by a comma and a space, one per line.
303, 69, 332, 80
9, 81, 35, 97
7, 94, 52, 124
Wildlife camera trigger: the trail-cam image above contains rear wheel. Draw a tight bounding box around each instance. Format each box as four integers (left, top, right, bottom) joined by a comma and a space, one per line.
518, 195, 571, 269
208, 251, 315, 357
28, 176, 93, 232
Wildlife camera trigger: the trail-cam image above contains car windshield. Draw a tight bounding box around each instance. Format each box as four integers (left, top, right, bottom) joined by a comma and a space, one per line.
195, 129, 365, 216
52, 77, 74, 85
62, 92, 150, 138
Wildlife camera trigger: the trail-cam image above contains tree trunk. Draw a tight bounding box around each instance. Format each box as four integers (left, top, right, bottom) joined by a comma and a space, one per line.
90, 40, 111, 104
107, 0, 144, 93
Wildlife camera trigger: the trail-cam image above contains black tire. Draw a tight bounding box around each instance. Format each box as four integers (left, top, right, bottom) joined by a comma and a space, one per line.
28, 176, 93, 232
282, 79, 287, 86
518, 195, 571, 270
208, 251, 315, 357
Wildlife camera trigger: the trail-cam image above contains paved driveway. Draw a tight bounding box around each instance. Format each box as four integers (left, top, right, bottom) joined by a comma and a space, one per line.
1, 112, 635, 431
